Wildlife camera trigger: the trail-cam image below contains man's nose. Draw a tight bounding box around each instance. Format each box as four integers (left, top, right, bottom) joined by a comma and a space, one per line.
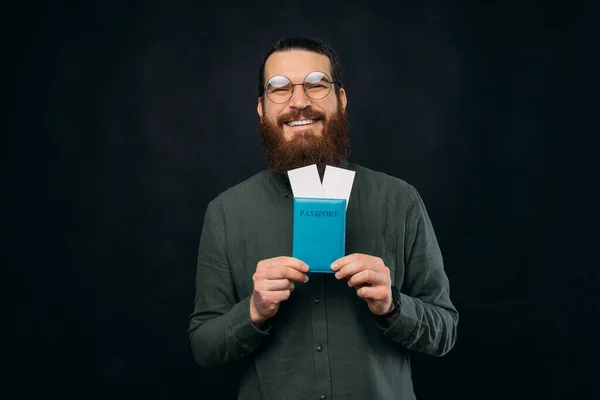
289, 85, 311, 109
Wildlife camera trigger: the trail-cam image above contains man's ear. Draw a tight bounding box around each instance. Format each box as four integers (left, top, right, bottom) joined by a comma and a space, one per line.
339, 88, 348, 111
257, 97, 263, 119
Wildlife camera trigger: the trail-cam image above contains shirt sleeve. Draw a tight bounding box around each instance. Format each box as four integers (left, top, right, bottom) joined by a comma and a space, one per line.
188, 199, 271, 368
377, 186, 459, 357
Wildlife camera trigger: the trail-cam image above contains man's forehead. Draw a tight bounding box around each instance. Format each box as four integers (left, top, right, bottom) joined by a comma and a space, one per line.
264, 50, 332, 81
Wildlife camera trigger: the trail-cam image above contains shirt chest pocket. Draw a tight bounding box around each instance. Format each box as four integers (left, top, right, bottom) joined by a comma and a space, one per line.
345, 233, 403, 286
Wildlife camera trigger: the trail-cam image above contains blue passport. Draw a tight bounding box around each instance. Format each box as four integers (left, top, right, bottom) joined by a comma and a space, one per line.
292, 197, 347, 273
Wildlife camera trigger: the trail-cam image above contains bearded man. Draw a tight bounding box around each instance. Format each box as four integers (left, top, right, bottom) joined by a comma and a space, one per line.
188, 36, 458, 400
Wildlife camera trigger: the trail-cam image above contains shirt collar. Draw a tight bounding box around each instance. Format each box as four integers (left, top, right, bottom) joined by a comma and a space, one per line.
268, 159, 351, 198
268, 169, 293, 198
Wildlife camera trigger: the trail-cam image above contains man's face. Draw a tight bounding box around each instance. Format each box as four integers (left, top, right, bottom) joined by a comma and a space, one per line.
257, 50, 350, 176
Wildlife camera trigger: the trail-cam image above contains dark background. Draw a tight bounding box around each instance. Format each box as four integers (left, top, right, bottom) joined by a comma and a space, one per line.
7, 0, 598, 399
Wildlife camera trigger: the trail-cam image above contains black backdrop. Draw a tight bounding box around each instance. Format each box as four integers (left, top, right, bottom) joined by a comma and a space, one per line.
8, 0, 599, 399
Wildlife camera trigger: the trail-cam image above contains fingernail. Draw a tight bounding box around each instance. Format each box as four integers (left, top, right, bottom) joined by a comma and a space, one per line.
331, 263, 337, 270
303, 264, 310, 272
335, 272, 341, 279
304, 275, 309, 283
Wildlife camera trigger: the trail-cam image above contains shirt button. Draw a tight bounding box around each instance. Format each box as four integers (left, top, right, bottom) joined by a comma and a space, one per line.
314, 297, 321, 304
320, 395, 327, 400
316, 345, 323, 352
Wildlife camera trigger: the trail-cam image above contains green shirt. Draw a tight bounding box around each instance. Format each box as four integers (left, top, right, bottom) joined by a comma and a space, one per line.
188, 161, 458, 400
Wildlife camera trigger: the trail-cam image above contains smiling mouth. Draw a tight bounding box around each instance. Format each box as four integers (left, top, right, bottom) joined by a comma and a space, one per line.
285, 119, 318, 127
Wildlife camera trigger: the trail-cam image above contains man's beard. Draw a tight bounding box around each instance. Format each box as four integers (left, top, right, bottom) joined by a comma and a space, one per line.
258, 100, 350, 178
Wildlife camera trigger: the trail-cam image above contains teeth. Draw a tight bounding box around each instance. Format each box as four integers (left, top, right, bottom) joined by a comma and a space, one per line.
287, 119, 315, 127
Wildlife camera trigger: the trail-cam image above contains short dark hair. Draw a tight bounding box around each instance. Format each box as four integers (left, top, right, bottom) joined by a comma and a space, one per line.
257, 36, 343, 98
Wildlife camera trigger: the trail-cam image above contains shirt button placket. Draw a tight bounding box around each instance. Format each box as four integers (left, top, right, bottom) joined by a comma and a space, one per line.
311, 275, 331, 400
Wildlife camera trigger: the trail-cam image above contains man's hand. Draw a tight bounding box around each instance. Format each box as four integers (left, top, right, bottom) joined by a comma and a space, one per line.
250, 256, 310, 326
331, 253, 393, 316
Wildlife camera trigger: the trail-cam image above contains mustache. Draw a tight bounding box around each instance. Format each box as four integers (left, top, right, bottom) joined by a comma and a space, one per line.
277, 108, 326, 125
